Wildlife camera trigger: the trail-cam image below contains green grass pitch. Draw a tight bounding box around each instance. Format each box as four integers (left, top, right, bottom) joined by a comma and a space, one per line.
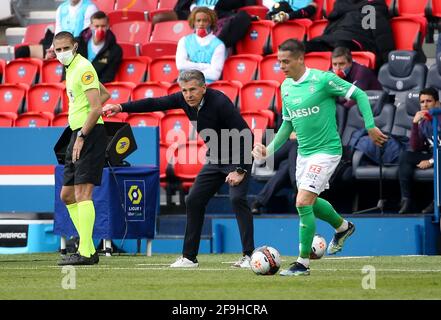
0, 253, 440, 300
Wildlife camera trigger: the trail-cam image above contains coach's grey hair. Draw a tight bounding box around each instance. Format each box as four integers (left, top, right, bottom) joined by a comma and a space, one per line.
178, 70, 206, 86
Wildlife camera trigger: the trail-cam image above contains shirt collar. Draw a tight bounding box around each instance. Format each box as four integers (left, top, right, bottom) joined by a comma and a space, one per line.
290, 68, 310, 85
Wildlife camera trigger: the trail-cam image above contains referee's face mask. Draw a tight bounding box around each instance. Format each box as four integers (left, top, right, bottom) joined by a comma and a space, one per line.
54, 39, 78, 66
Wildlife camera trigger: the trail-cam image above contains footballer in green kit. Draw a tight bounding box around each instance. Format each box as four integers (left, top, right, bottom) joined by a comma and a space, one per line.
252, 39, 388, 276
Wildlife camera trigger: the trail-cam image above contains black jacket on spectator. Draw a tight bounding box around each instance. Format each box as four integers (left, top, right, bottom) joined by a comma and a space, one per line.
76, 28, 123, 83
121, 88, 253, 166
307, 0, 395, 67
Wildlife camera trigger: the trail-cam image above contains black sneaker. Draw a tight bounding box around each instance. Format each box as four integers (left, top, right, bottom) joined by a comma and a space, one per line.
58, 253, 94, 266
327, 221, 355, 255
91, 251, 99, 265
422, 201, 434, 214
280, 262, 310, 276
251, 201, 263, 215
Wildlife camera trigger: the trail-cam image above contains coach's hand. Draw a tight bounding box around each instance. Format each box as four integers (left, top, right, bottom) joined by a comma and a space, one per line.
251, 143, 267, 161
103, 104, 122, 117
368, 127, 388, 147
225, 171, 245, 187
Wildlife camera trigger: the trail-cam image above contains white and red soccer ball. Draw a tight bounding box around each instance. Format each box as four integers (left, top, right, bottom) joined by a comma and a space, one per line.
310, 234, 327, 259
250, 246, 281, 275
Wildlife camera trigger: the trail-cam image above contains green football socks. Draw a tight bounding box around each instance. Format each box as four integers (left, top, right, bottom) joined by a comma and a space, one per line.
313, 197, 344, 229
296, 205, 316, 259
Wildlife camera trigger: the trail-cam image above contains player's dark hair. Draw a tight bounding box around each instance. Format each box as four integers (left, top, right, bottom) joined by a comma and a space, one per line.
91, 10, 108, 23
278, 39, 305, 58
420, 87, 439, 102
53, 31, 75, 44
332, 47, 353, 63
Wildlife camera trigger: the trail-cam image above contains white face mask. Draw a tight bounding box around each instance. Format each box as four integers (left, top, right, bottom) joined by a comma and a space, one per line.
56, 47, 76, 65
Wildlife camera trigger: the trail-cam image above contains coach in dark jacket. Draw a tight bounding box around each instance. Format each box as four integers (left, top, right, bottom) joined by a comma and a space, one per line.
76, 11, 122, 83
103, 70, 255, 268
305, 0, 395, 67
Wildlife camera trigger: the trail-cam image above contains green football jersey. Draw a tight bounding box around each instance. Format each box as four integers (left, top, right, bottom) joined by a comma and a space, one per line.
66, 54, 103, 130
281, 68, 375, 156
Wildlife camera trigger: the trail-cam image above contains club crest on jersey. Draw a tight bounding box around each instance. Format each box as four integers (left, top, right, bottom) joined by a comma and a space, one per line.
68, 90, 75, 102
309, 86, 316, 93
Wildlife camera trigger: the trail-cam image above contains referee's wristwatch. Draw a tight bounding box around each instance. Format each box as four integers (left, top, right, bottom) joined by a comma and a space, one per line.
235, 167, 247, 175
77, 130, 87, 139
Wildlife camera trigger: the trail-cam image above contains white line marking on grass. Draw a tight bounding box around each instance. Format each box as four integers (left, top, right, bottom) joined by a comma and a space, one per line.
324, 256, 374, 260
318, 268, 441, 273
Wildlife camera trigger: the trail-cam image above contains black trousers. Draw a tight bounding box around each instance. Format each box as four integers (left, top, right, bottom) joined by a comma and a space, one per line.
398, 150, 432, 199
183, 163, 254, 260
255, 140, 298, 206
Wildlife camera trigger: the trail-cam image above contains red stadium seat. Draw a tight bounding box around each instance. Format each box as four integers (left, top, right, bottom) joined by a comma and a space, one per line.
93, 0, 115, 13
115, 56, 150, 83
241, 111, 271, 144
324, 0, 335, 17
0, 113, 17, 127
207, 80, 242, 106
0, 83, 28, 114
126, 112, 164, 127
15, 113, 51, 127
108, 10, 146, 26
150, 20, 193, 43
158, 0, 178, 9
132, 82, 170, 100
115, 0, 159, 12
105, 82, 136, 105
23, 23, 54, 44
390, 17, 423, 51
396, 0, 428, 16
236, 20, 273, 55
118, 42, 138, 58
173, 141, 207, 192
259, 53, 284, 84
313, 0, 324, 20
351, 51, 376, 69
239, 80, 279, 125
0, 59, 5, 82
111, 20, 152, 45
159, 142, 175, 189
237, 6, 269, 20
305, 51, 332, 71
140, 41, 177, 60
148, 55, 178, 82
271, 21, 307, 53
431, 0, 441, 18
222, 54, 262, 84
42, 59, 64, 83
27, 83, 64, 114
52, 112, 69, 127
5, 58, 42, 85
307, 19, 328, 40
160, 113, 195, 145
167, 82, 181, 96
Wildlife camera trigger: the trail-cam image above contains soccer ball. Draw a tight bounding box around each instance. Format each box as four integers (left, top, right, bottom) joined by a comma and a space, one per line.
250, 246, 281, 275
310, 234, 327, 259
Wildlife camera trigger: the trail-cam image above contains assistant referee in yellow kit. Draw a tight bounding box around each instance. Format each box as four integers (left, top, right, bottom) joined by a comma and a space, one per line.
54, 31, 110, 266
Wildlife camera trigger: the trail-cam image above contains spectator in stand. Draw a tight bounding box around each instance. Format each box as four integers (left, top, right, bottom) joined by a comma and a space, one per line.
76, 11, 122, 83
303, 0, 395, 67
15, 0, 98, 59
263, 0, 318, 23
398, 88, 441, 214
331, 47, 382, 108
176, 7, 226, 83
174, 0, 256, 49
